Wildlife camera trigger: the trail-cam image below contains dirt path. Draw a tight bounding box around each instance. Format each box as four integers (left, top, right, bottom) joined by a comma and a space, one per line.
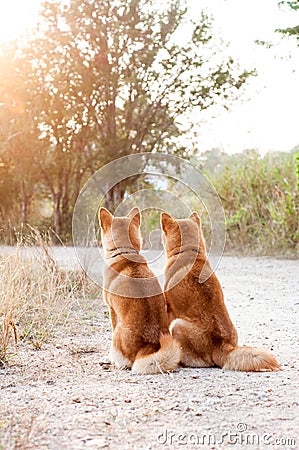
0, 257, 298, 449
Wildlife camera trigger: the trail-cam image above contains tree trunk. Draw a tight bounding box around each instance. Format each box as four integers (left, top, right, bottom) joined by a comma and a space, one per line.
21, 199, 29, 225
53, 193, 62, 237
61, 172, 69, 226
104, 184, 125, 213
20, 180, 31, 224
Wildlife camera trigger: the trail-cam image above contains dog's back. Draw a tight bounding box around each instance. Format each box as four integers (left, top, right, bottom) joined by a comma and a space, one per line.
162, 211, 281, 372
99, 207, 181, 374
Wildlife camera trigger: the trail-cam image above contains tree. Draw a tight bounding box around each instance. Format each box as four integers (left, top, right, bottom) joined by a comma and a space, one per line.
277, 1, 299, 42
276, 0, 299, 188
0, 0, 252, 238
0, 42, 43, 234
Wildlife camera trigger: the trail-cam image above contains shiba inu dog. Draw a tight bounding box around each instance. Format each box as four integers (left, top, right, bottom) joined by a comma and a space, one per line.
98, 206, 181, 374
161, 211, 281, 372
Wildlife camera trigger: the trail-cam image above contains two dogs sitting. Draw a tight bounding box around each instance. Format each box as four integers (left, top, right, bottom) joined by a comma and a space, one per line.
99, 207, 281, 375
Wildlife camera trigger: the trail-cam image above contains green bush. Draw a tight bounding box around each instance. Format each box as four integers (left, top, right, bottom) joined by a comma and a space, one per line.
209, 151, 298, 255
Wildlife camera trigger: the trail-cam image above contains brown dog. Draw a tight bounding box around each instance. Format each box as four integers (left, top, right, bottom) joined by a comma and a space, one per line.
98, 206, 181, 374
161, 211, 281, 372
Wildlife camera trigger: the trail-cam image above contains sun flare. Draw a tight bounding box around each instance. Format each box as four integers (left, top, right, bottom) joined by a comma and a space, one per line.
0, 0, 41, 43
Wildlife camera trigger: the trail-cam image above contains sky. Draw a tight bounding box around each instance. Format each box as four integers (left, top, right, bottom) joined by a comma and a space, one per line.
0, 0, 298, 154
189, 0, 299, 154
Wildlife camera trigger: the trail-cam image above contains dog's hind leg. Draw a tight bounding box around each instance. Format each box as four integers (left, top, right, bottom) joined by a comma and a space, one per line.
167, 303, 177, 327
170, 318, 213, 368
109, 306, 118, 331
109, 325, 132, 369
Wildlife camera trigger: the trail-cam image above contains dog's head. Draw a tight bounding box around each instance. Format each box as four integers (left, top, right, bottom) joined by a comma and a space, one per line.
98, 206, 142, 257
161, 211, 205, 258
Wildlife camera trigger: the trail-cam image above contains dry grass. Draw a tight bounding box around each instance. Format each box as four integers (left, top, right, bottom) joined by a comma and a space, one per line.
210, 151, 299, 255
0, 240, 98, 365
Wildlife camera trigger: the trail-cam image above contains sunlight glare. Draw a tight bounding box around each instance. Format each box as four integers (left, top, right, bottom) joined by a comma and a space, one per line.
0, 0, 41, 43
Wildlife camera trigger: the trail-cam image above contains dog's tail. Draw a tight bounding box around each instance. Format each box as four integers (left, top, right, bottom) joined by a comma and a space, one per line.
131, 334, 181, 375
221, 345, 281, 372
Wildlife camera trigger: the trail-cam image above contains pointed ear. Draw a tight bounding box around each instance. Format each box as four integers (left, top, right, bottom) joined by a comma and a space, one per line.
127, 206, 141, 227
189, 211, 201, 227
161, 212, 176, 234
98, 207, 113, 231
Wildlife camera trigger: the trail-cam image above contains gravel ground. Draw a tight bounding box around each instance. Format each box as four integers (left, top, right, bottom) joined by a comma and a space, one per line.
0, 255, 298, 449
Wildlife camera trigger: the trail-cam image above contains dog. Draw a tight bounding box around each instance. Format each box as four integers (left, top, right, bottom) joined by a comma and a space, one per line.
98, 206, 181, 374
161, 211, 281, 372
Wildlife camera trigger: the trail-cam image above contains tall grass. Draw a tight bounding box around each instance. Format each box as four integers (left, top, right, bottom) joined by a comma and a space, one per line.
0, 240, 97, 364
210, 151, 299, 255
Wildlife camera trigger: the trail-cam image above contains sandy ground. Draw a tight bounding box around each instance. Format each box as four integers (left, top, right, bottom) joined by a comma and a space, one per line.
0, 253, 298, 449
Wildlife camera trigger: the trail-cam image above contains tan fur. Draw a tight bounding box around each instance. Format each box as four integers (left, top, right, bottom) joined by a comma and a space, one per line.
223, 346, 281, 372
131, 334, 180, 374
99, 207, 181, 374
161, 211, 282, 372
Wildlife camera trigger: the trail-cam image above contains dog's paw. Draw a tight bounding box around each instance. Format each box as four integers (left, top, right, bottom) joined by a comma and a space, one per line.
109, 345, 132, 369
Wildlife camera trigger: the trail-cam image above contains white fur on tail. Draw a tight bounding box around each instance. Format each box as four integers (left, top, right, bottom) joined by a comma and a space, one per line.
131, 334, 181, 375
223, 346, 282, 372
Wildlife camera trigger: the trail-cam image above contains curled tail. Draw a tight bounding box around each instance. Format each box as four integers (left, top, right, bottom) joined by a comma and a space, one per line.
222, 346, 281, 372
131, 334, 181, 375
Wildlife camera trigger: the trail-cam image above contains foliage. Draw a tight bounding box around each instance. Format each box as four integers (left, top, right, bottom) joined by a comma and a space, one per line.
104, 150, 299, 255
0, 237, 98, 363
277, 0, 299, 42
207, 151, 299, 255
0, 0, 251, 239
